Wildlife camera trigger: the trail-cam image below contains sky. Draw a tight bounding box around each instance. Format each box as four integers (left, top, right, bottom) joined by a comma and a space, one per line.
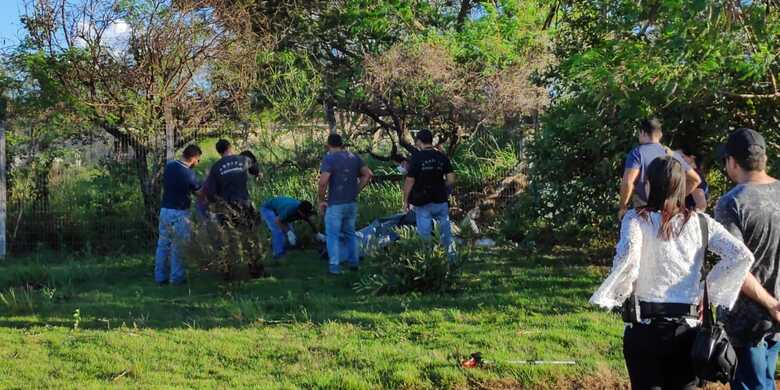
0, 0, 26, 49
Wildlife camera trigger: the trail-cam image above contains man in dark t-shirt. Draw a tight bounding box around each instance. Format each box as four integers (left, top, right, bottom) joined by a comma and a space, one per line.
403, 130, 456, 259
715, 128, 780, 389
618, 117, 700, 219
203, 140, 259, 206
155, 144, 202, 285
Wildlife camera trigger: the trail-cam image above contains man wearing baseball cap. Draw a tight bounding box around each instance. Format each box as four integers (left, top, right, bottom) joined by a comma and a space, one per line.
715, 128, 780, 389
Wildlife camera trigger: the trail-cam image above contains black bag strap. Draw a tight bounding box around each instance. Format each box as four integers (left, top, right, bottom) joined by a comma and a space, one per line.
698, 213, 714, 327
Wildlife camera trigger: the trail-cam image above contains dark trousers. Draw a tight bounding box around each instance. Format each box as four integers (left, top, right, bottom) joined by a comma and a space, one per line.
623, 320, 698, 390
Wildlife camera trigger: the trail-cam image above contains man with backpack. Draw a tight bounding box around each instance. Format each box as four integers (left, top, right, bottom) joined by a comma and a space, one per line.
403, 130, 456, 258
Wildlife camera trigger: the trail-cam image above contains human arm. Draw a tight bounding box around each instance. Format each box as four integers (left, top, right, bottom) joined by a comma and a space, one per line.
618, 169, 640, 219
741, 273, 780, 323
318, 172, 330, 214
691, 188, 707, 211
589, 211, 643, 309
704, 214, 755, 308
684, 168, 702, 196
358, 165, 373, 192
403, 177, 415, 213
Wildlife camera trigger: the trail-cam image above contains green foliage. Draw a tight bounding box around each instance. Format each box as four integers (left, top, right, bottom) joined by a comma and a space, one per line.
519, 1, 780, 243
181, 205, 267, 280
354, 228, 463, 295
0, 287, 36, 315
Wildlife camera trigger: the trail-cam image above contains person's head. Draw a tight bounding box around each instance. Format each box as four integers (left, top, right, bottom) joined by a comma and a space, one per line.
644, 156, 690, 240
720, 128, 768, 183
677, 144, 702, 170
240, 150, 260, 176
638, 117, 663, 143
216, 139, 233, 156
391, 153, 408, 173
326, 133, 344, 151
415, 129, 434, 147
182, 144, 202, 167
297, 201, 315, 219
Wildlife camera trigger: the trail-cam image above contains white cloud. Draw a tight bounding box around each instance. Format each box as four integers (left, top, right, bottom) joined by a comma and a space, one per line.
74, 19, 132, 57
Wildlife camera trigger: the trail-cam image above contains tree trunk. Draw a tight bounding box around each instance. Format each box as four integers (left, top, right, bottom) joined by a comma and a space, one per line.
324, 99, 337, 134
164, 103, 175, 161
133, 146, 162, 234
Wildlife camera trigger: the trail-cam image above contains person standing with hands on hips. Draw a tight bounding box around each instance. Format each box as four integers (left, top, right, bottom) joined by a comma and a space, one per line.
318, 134, 373, 275
403, 130, 456, 258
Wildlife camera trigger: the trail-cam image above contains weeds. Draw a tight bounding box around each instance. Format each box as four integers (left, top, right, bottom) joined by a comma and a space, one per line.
0, 287, 37, 315
355, 227, 464, 295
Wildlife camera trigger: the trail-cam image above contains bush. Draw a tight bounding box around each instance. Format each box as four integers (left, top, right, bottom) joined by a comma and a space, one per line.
181, 204, 267, 280
354, 228, 463, 295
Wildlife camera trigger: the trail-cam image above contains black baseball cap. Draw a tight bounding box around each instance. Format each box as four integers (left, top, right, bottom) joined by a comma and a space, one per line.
415, 129, 433, 144
718, 128, 767, 162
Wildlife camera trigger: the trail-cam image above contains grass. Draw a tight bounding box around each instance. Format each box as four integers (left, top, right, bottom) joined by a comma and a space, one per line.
0, 246, 628, 389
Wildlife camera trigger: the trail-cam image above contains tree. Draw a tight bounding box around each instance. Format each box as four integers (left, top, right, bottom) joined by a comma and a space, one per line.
250, 0, 550, 158
522, 0, 780, 242
20, 0, 261, 227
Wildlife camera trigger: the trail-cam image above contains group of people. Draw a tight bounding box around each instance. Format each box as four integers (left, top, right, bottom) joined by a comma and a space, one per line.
592, 119, 780, 389
153, 129, 458, 283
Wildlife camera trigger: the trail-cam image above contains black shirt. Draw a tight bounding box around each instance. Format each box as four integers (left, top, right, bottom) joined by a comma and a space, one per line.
407, 148, 453, 206
204, 155, 257, 204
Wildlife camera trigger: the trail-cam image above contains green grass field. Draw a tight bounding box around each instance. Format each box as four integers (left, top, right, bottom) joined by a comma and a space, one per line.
0, 246, 628, 389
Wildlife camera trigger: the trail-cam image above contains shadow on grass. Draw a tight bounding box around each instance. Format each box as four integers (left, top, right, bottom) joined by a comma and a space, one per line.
0, 245, 607, 331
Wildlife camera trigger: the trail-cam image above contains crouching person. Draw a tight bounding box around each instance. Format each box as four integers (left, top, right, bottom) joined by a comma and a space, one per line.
260, 196, 316, 260
590, 156, 754, 389
155, 144, 202, 285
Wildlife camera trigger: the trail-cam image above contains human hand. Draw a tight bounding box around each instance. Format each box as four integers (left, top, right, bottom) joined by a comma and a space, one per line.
319, 202, 328, 215
404, 202, 411, 213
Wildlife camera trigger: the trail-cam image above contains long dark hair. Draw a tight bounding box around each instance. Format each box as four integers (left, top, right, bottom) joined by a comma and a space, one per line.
639, 156, 691, 240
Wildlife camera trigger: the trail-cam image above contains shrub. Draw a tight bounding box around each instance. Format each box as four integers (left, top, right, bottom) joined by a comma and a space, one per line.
181, 203, 268, 280
354, 228, 463, 295
0, 287, 37, 315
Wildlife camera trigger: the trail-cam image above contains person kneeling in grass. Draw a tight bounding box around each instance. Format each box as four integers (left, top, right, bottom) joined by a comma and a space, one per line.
260, 196, 317, 260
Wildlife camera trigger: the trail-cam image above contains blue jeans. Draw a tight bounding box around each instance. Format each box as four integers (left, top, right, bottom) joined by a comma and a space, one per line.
154, 208, 191, 284
325, 203, 358, 273
414, 202, 455, 257
260, 207, 293, 258
732, 337, 780, 390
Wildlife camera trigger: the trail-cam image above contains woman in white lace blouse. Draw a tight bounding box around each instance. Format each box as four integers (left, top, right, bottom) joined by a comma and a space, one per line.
590, 156, 755, 389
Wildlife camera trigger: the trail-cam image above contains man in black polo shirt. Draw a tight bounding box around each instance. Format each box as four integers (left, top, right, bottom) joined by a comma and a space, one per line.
203, 140, 260, 223
403, 130, 456, 258
155, 144, 202, 285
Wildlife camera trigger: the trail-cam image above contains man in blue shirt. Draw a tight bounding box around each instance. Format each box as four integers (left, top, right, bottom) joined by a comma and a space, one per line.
260, 196, 316, 259
318, 134, 373, 274
155, 144, 202, 285
618, 117, 701, 219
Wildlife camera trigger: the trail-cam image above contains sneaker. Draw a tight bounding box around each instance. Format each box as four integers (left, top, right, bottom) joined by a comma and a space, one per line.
170, 279, 187, 285
156, 280, 169, 286
328, 266, 342, 275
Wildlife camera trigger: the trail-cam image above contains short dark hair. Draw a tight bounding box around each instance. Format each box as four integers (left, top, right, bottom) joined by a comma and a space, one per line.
298, 201, 314, 217
182, 144, 202, 159
239, 150, 257, 163
639, 117, 662, 135
735, 145, 768, 172
416, 129, 434, 144
327, 134, 343, 147
216, 139, 231, 155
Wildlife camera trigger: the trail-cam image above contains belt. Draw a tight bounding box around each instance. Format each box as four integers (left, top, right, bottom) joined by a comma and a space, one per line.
639, 301, 698, 320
